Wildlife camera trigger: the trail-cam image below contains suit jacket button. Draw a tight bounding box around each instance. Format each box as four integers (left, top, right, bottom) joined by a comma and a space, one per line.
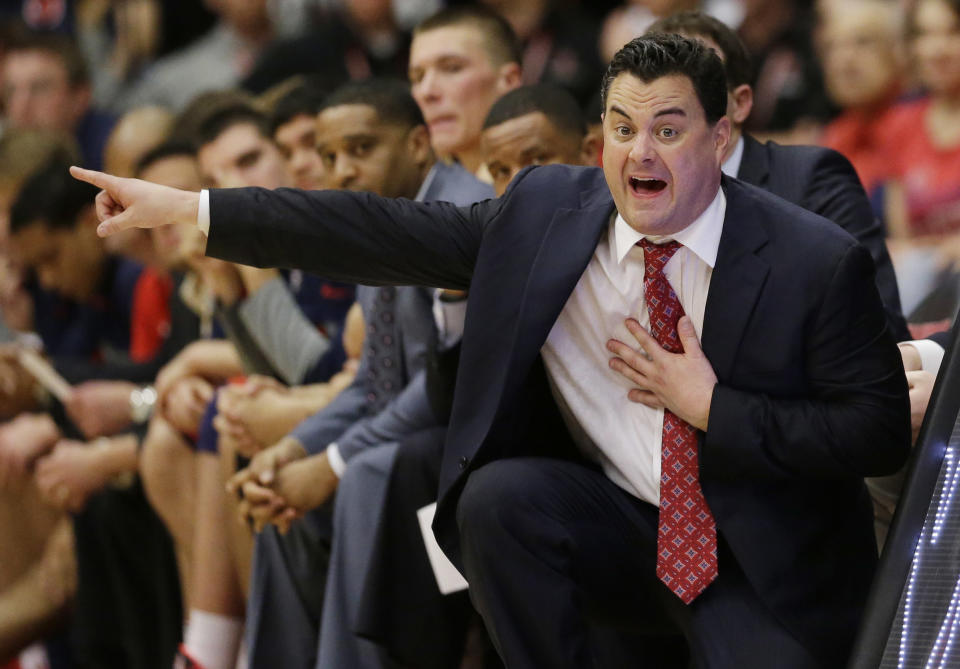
458, 456, 469, 470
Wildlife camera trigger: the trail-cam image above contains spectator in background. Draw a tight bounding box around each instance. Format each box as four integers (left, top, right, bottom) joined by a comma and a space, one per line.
479, 0, 604, 105
599, 0, 700, 63
241, 0, 405, 97
269, 79, 329, 190
881, 0, 960, 315
408, 6, 522, 176
6, 160, 182, 669
1, 30, 115, 169
885, 0, 960, 242
0, 129, 79, 341
482, 83, 600, 196
116, 0, 273, 112
818, 0, 907, 206
737, 0, 833, 142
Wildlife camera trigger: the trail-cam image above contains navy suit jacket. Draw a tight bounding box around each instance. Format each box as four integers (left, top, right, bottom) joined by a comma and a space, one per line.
738, 135, 909, 342
206, 165, 910, 666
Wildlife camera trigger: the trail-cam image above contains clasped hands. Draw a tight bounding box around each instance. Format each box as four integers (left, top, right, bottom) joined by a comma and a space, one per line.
606, 315, 717, 431
226, 437, 339, 534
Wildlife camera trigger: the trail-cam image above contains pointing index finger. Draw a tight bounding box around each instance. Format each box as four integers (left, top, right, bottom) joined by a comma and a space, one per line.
69, 166, 116, 191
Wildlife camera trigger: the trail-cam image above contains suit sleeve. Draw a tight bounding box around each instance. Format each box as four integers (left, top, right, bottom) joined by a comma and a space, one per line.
290, 362, 371, 453
703, 243, 911, 481
334, 371, 437, 463
802, 149, 909, 342
206, 189, 497, 291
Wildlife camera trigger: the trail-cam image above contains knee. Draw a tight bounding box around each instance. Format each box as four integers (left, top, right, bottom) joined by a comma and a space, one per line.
140, 415, 193, 511
456, 459, 541, 546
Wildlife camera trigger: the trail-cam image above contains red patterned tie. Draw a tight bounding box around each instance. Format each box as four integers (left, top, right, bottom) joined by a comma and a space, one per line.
638, 239, 718, 604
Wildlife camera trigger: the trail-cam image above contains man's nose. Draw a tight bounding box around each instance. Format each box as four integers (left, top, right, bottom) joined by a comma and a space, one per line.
334, 156, 358, 187
627, 135, 656, 164
417, 69, 441, 101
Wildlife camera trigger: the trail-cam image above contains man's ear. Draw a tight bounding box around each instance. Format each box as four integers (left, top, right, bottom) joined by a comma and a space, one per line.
713, 116, 731, 160
579, 131, 602, 167
497, 62, 523, 92
407, 124, 433, 168
728, 84, 753, 126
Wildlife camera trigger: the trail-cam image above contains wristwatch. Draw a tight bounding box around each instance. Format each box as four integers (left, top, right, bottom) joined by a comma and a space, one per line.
129, 386, 158, 424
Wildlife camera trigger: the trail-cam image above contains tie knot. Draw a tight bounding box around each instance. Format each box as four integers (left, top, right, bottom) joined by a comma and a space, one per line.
638, 239, 682, 277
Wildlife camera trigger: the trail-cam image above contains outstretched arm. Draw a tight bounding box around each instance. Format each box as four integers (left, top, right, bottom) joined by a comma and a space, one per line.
70, 167, 495, 291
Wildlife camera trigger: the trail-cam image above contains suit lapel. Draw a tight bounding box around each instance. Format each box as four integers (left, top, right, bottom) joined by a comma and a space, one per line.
506, 185, 615, 374
701, 178, 771, 381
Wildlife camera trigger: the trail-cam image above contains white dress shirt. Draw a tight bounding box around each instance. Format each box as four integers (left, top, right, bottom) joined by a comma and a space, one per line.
541, 187, 726, 506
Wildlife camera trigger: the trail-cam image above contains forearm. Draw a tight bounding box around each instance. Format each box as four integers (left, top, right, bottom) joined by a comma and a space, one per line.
182, 340, 244, 382
704, 380, 909, 480
335, 372, 438, 463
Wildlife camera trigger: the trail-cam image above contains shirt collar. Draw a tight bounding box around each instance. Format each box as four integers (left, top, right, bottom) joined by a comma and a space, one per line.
414, 163, 439, 202
721, 136, 745, 178
613, 185, 726, 268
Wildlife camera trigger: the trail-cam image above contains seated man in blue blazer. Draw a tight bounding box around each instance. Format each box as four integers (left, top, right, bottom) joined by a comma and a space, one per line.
73, 34, 910, 669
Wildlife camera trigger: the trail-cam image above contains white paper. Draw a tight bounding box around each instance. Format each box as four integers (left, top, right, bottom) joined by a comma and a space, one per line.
417, 502, 468, 594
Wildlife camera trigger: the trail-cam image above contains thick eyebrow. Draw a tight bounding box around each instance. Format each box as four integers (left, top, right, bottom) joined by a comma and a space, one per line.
607, 105, 687, 121
654, 107, 686, 119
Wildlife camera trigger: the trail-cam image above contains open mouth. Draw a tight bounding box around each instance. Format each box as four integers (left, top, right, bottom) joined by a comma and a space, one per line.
629, 176, 667, 195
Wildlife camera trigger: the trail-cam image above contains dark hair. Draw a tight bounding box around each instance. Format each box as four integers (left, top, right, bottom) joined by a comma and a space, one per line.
6, 30, 89, 86
195, 103, 270, 149
319, 78, 424, 129
414, 6, 521, 67
600, 34, 727, 125
134, 140, 197, 177
483, 84, 586, 138
10, 159, 98, 234
268, 77, 331, 135
645, 11, 753, 89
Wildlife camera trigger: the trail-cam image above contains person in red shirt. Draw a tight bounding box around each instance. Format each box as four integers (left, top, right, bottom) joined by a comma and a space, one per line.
818, 0, 907, 201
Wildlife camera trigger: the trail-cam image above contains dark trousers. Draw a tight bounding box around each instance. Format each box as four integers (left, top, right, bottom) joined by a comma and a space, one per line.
457, 457, 822, 669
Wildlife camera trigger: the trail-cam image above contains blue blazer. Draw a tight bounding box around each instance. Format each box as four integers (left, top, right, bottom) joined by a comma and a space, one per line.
206, 164, 910, 666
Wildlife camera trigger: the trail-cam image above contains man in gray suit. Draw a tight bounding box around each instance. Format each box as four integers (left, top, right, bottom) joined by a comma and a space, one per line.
226, 78, 493, 668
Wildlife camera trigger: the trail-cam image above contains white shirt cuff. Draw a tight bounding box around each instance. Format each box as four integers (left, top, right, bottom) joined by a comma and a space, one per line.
903, 339, 946, 375
326, 443, 346, 478
198, 189, 210, 236
432, 290, 468, 350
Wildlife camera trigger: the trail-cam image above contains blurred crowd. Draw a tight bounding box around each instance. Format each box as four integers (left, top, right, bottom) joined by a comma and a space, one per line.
0, 0, 954, 667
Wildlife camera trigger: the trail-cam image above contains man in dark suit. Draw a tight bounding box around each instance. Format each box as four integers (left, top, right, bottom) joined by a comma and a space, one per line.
646, 10, 908, 342
73, 34, 910, 668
